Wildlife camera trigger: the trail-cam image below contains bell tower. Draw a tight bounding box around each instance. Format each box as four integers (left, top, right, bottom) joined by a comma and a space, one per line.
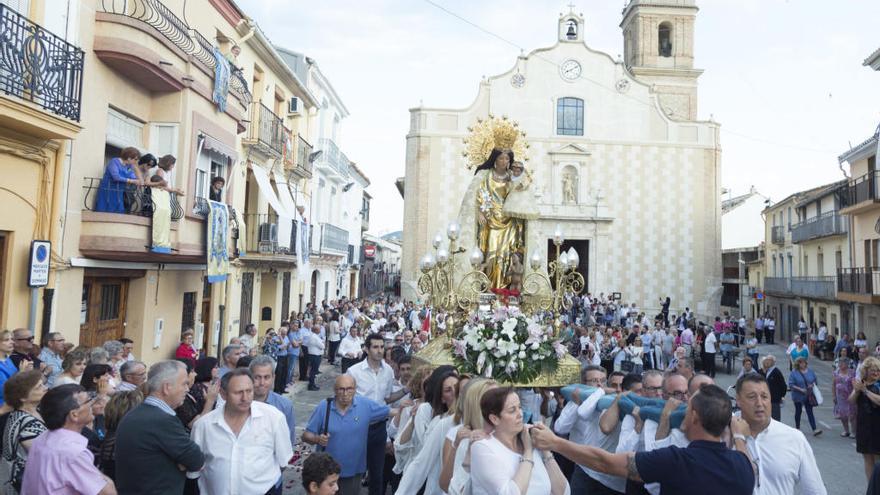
620, 0, 703, 120
558, 6, 584, 43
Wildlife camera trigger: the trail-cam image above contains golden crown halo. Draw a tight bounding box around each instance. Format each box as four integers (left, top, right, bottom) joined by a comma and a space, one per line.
461, 115, 529, 168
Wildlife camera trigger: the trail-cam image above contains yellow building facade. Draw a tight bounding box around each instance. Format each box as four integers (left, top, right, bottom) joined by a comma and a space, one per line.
0, 0, 83, 333
24, 0, 318, 363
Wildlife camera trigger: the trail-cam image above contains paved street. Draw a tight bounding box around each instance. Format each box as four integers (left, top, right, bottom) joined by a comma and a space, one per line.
283, 343, 867, 494
713, 342, 866, 495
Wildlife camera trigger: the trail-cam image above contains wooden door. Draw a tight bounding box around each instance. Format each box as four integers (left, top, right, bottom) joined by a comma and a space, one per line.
80, 278, 128, 348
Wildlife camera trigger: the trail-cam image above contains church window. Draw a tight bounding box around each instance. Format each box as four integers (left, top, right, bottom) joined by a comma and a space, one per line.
658, 22, 672, 57
556, 97, 584, 136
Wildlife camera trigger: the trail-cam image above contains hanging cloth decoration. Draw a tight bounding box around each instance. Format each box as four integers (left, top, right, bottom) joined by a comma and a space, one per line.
150, 189, 172, 254
212, 47, 230, 112
207, 200, 230, 282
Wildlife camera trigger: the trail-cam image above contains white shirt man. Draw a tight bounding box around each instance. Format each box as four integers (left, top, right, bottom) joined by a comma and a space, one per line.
190, 370, 293, 495
304, 329, 325, 356
347, 348, 395, 404
704, 331, 717, 354
338, 331, 363, 360
555, 373, 625, 494
744, 419, 825, 495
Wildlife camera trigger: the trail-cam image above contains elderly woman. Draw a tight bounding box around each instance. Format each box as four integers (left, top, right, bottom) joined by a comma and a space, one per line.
174, 330, 198, 368
0, 370, 46, 493
98, 389, 144, 480
850, 356, 880, 481
95, 146, 143, 213
103, 340, 125, 376
470, 387, 569, 495
53, 348, 89, 387
175, 357, 219, 431
833, 355, 857, 437
788, 357, 822, 436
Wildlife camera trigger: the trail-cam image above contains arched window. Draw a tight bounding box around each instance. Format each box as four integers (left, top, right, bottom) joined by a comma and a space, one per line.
658, 22, 672, 57
556, 97, 584, 136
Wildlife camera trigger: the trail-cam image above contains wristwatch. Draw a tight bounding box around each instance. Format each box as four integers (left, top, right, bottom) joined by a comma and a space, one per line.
732, 433, 748, 443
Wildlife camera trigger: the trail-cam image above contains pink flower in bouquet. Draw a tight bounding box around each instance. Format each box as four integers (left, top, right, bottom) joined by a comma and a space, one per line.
553, 341, 567, 359
452, 339, 466, 358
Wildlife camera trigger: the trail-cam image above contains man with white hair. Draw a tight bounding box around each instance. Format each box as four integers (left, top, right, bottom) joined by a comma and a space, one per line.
759, 355, 787, 421
117, 360, 147, 392
115, 360, 204, 494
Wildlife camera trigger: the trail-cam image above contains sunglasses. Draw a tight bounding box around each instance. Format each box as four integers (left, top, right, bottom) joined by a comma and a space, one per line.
14, 337, 34, 342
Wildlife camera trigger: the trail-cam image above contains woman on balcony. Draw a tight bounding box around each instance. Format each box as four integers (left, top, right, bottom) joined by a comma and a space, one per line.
95, 147, 143, 213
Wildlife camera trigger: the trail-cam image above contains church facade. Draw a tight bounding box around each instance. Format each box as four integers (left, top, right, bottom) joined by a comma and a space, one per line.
401, 1, 722, 318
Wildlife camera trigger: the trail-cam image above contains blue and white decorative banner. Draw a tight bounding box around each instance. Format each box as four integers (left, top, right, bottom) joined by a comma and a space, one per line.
207, 200, 229, 283
212, 47, 230, 113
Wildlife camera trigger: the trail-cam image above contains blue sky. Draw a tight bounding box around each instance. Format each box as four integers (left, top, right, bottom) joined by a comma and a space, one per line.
237, 0, 880, 235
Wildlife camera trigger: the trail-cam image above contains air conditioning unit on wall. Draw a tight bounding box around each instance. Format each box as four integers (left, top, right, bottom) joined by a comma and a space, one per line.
288, 97, 301, 115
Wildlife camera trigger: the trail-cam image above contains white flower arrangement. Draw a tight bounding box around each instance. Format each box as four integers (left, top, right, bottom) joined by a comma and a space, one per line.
452, 309, 564, 383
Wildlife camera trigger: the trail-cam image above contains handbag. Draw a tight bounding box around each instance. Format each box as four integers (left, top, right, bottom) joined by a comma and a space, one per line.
621, 359, 635, 372
799, 371, 821, 406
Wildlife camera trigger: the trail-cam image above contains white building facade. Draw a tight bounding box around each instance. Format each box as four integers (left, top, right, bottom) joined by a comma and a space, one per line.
300, 55, 367, 304
401, 2, 722, 318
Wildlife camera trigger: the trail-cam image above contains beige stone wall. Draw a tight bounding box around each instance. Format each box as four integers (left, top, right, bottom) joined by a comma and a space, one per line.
44, 0, 313, 358
401, 38, 721, 318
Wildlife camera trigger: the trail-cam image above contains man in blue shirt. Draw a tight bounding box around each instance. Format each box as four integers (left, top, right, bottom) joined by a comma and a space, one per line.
531, 384, 756, 495
303, 374, 389, 495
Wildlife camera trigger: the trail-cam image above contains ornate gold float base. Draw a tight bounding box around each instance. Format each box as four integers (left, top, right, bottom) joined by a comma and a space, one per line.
412, 334, 581, 387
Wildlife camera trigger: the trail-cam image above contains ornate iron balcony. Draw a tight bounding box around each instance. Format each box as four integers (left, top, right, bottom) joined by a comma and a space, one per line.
97, 0, 251, 106
82, 177, 183, 220
0, 4, 84, 121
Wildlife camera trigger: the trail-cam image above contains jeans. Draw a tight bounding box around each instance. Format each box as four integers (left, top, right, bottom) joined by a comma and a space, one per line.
328, 339, 341, 365
300, 347, 310, 382
287, 354, 298, 383
794, 401, 817, 431
308, 354, 321, 387
366, 420, 387, 495
722, 350, 733, 373
273, 356, 288, 394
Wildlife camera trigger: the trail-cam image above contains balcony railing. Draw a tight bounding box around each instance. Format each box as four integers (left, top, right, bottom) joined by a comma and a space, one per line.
790, 276, 836, 299
248, 102, 286, 154
82, 177, 182, 220
241, 213, 297, 256
320, 223, 348, 253
790, 211, 847, 243
763, 277, 791, 294
837, 267, 880, 296
771, 226, 785, 245
97, 0, 251, 106
296, 135, 313, 177
317, 138, 351, 177
842, 170, 880, 208
0, 4, 84, 121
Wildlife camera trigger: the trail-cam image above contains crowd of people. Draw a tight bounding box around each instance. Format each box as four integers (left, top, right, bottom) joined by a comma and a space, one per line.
1, 294, 880, 494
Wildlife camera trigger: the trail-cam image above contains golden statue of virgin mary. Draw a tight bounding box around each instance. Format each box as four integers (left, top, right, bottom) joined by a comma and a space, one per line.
455, 117, 531, 291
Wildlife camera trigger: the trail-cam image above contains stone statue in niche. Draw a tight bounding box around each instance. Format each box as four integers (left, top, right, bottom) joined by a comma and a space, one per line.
562, 172, 577, 204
